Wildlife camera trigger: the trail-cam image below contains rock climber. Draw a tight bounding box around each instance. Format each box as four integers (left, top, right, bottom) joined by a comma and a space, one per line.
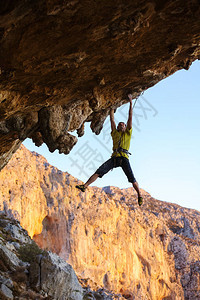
76, 94, 143, 206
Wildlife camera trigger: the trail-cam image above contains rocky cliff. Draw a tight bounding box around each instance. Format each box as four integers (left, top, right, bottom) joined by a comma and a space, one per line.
0, 145, 200, 299
0, 211, 122, 300
1, 0, 200, 170
0, 211, 84, 300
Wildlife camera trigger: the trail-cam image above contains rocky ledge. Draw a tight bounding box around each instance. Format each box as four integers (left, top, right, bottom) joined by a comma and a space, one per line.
0, 0, 200, 170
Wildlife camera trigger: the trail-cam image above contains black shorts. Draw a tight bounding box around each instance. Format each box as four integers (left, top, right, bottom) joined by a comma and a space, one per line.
95, 156, 136, 183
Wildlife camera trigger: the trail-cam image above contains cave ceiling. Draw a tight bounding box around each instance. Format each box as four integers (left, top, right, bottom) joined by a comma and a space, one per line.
0, 0, 200, 170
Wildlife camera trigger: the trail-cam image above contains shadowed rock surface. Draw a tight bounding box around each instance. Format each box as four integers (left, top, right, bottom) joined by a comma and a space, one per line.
0, 211, 83, 300
0, 145, 200, 299
0, 0, 200, 169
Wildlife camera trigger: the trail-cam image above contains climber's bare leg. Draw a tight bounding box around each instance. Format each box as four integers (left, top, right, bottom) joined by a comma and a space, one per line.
132, 181, 141, 197
84, 173, 99, 188
132, 181, 143, 206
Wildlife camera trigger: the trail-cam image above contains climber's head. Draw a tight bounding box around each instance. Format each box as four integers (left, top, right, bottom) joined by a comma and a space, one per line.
117, 122, 126, 132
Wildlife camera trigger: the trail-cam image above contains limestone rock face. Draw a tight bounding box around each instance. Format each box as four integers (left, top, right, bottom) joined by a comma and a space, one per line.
0, 211, 84, 300
1, 0, 200, 169
1, 145, 200, 299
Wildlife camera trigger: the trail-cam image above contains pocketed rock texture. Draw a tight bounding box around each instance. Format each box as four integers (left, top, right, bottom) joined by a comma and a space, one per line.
1, 0, 200, 170
1, 146, 200, 299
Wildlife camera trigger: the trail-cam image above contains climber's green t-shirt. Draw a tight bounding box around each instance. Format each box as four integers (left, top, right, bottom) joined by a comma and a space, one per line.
111, 128, 132, 159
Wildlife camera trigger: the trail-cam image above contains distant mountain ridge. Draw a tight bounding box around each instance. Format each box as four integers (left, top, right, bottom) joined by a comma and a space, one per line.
0, 145, 200, 299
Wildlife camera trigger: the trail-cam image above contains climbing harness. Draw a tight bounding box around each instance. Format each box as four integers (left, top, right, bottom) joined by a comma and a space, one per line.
113, 132, 132, 157
113, 147, 132, 156
117, 147, 131, 156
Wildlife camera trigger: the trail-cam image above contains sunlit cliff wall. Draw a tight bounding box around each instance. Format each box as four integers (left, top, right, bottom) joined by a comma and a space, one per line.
0, 145, 200, 299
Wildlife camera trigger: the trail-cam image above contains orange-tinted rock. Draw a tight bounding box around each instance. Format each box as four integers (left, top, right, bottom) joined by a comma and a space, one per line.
0, 145, 200, 299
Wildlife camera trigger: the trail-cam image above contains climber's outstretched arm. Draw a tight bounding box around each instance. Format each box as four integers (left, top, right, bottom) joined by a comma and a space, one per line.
127, 94, 133, 130
110, 109, 116, 132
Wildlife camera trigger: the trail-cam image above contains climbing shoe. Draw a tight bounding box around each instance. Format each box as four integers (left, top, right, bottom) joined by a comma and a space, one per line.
75, 184, 86, 192
138, 197, 143, 206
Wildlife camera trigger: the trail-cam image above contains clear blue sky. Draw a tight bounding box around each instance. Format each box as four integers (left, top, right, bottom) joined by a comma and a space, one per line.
24, 60, 200, 211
